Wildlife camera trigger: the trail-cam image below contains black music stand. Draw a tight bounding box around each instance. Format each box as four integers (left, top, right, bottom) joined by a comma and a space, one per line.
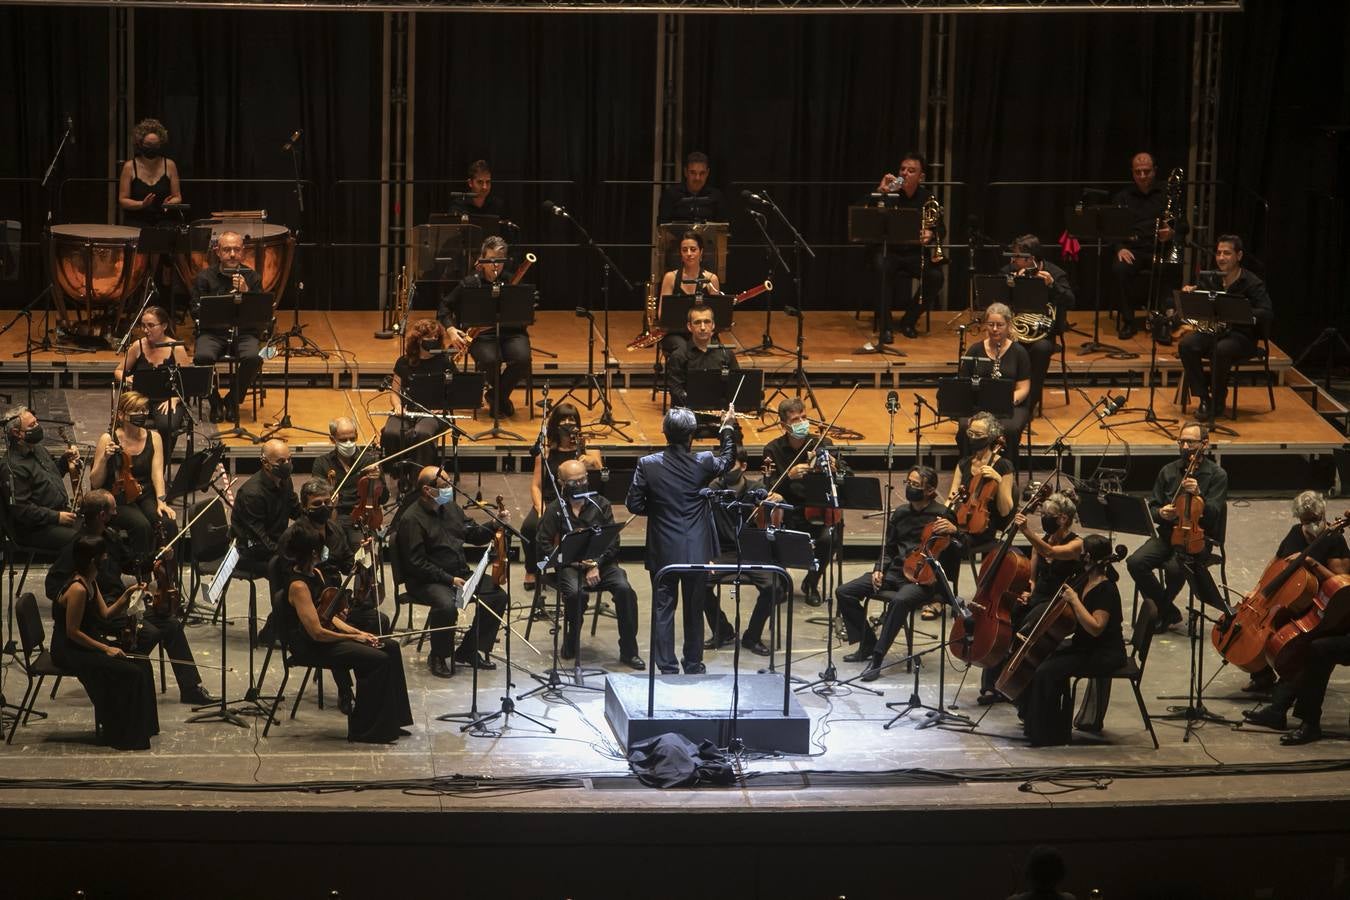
519, 521, 628, 699
1077, 491, 1155, 538
1175, 290, 1254, 437
1067, 203, 1136, 357
848, 205, 918, 358
197, 291, 273, 442
914, 373, 1014, 435
454, 285, 534, 441
402, 369, 484, 480
686, 368, 763, 416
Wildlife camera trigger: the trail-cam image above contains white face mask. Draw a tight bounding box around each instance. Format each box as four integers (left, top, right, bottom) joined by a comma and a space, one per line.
336, 440, 358, 459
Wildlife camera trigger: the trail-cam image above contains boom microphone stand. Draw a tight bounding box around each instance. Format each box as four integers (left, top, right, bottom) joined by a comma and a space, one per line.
741, 191, 802, 359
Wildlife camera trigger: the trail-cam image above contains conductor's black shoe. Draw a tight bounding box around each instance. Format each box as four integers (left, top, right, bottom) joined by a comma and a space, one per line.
859, 658, 883, 682
337, 690, 354, 717
621, 654, 646, 671
428, 656, 453, 678
179, 684, 216, 705
1280, 722, 1323, 746
741, 638, 770, 657
899, 324, 919, 340
560, 642, 577, 661
1242, 706, 1288, 731
683, 662, 707, 675
803, 585, 823, 607
843, 644, 875, 663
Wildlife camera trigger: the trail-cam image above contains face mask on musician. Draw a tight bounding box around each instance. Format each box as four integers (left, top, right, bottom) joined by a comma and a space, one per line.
434, 485, 455, 506
336, 440, 358, 458
306, 505, 331, 525
269, 459, 293, 480
140, 142, 163, 159
563, 479, 589, 498
128, 413, 151, 429
23, 425, 44, 445
789, 421, 811, 439
1041, 514, 1061, 534
905, 484, 927, 502
967, 434, 991, 453
1303, 518, 1327, 538
421, 339, 443, 352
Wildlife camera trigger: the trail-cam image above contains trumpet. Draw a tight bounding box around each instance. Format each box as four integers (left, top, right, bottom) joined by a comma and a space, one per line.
922, 197, 947, 266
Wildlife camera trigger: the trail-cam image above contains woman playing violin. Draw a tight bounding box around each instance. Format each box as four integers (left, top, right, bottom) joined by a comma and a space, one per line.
50, 535, 159, 751
521, 402, 603, 591
87, 391, 177, 559
273, 527, 413, 744
1016, 533, 1126, 747
113, 305, 192, 460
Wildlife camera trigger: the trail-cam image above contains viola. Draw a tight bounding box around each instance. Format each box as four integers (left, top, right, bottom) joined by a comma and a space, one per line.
954, 437, 1006, 538
315, 566, 361, 629
351, 467, 387, 533
1264, 557, 1350, 677
1211, 513, 1350, 673
901, 519, 954, 587
951, 481, 1052, 667
996, 544, 1127, 700
490, 494, 509, 588
146, 556, 183, 619
114, 444, 143, 504
1169, 439, 1210, 555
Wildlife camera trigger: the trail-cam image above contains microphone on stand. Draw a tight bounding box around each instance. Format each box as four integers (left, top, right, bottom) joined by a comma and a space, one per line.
282, 129, 303, 152
740, 190, 772, 207
886, 390, 900, 414
542, 201, 570, 218
65, 115, 76, 145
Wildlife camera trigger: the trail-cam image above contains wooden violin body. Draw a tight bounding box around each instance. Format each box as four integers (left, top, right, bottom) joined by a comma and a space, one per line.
901, 521, 952, 586
351, 469, 387, 532
490, 494, 509, 588
1169, 440, 1209, 556
954, 440, 1005, 538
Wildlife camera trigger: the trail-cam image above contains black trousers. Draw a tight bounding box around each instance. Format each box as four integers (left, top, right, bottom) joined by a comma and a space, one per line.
135, 613, 203, 694
521, 508, 541, 580
875, 251, 944, 332
290, 637, 413, 743
704, 565, 782, 646
836, 571, 935, 660
470, 332, 531, 408
1126, 537, 1225, 621
651, 570, 707, 673
379, 414, 448, 481
1178, 328, 1257, 408
113, 493, 177, 560
409, 580, 507, 660
326, 603, 393, 698
1269, 635, 1350, 726
16, 523, 78, 554
556, 563, 640, 659
144, 398, 189, 460
194, 330, 263, 405
1017, 643, 1126, 746
1024, 335, 1058, 413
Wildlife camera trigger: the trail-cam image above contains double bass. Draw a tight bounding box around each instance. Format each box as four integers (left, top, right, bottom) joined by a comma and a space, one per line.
1211, 513, 1350, 674
996, 544, 1127, 700
950, 481, 1052, 667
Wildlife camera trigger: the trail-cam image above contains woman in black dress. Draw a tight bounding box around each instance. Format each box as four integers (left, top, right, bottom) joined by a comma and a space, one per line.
1017, 533, 1127, 747
51, 535, 159, 751
113, 305, 193, 459
273, 528, 414, 744
117, 118, 182, 228
87, 391, 177, 559
379, 319, 458, 482
958, 302, 1032, 459
657, 230, 722, 358
520, 402, 604, 590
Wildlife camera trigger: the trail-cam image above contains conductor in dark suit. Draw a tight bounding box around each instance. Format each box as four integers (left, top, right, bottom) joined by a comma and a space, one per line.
626, 406, 738, 675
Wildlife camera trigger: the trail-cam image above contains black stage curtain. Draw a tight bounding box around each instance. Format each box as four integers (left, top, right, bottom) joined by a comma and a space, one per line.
0, 5, 1346, 352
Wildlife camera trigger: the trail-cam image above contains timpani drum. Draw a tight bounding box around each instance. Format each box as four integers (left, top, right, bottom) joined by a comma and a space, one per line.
47, 224, 148, 338
173, 219, 296, 303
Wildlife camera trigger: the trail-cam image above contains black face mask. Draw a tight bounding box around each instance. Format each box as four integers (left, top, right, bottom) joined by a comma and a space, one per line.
563, 480, 589, 499
306, 506, 331, 525
421, 340, 443, 352
967, 435, 991, 453
905, 485, 927, 503
1041, 514, 1061, 533
128, 414, 151, 429
139, 144, 163, 159
271, 460, 293, 480
23, 425, 44, 445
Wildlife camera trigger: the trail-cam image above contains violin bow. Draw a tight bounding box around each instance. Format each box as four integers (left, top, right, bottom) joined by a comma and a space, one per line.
751, 381, 862, 524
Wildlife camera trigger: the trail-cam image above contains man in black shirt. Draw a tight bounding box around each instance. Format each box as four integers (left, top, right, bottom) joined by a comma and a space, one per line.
1177, 234, 1274, 420
448, 159, 506, 219
192, 230, 266, 423
45, 489, 215, 704
312, 416, 384, 553
762, 397, 844, 606
869, 152, 945, 343
535, 459, 643, 669
1002, 234, 1076, 415
658, 151, 726, 223
1, 406, 79, 552
1125, 422, 1229, 631
231, 438, 299, 579
666, 303, 740, 409
834, 465, 961, 682
438, 235, 531, 419
396, 465, 508, 676
1110, 151, 1186, 340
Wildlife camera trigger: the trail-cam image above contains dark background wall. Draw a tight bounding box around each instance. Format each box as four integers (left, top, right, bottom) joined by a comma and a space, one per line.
1, 1, 1346, 353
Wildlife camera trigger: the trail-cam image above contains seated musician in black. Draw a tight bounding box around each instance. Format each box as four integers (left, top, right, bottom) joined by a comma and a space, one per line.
976, 491, 1084, 707
867, 151, 945, 343
45, 489, 214, 705
701, 444, 785, 657
87, 391, 178, 560
835, 465, 961, 682
1242, 491, 1350, 742
113, 305, 192, 460
192, 230, 265, 423
521, 402, 603, 593
657, 150, 726, 224
657, 230, 722, 358
1177, 234, 1274, 421
763, 397, 846, 606
448, 159, 506, 219
1124, 421, 1229, 632
396, 465, 509, 677
1016, 533, 1127, 747
535, 459, 644, 670
1111, 151, 1185, 340
939, 411, 1018, 621
313, 415, 385, 554
1, 406, 79, 552
957, 302, 1032, 461
381, 319, 457, 485
51, 535, 159, 751
666, 302, 739, 409
231, 438, 299, 580
1001, 234, 1075, 414
274, 527, 413, 744
438, 235, 530, 418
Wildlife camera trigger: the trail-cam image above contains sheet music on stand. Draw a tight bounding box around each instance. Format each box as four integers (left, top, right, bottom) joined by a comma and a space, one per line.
207, 542, 241, 608
456, 548, 493, 611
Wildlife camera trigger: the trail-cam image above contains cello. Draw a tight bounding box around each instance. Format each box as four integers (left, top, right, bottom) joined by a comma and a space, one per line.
1170, 438, 1210, 555
1264, 556, 1350, 677
951, 481, 1052, 666
953, 436, 1007, 538
1211, 513, 1350, 673
996, 544, 1127, 700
